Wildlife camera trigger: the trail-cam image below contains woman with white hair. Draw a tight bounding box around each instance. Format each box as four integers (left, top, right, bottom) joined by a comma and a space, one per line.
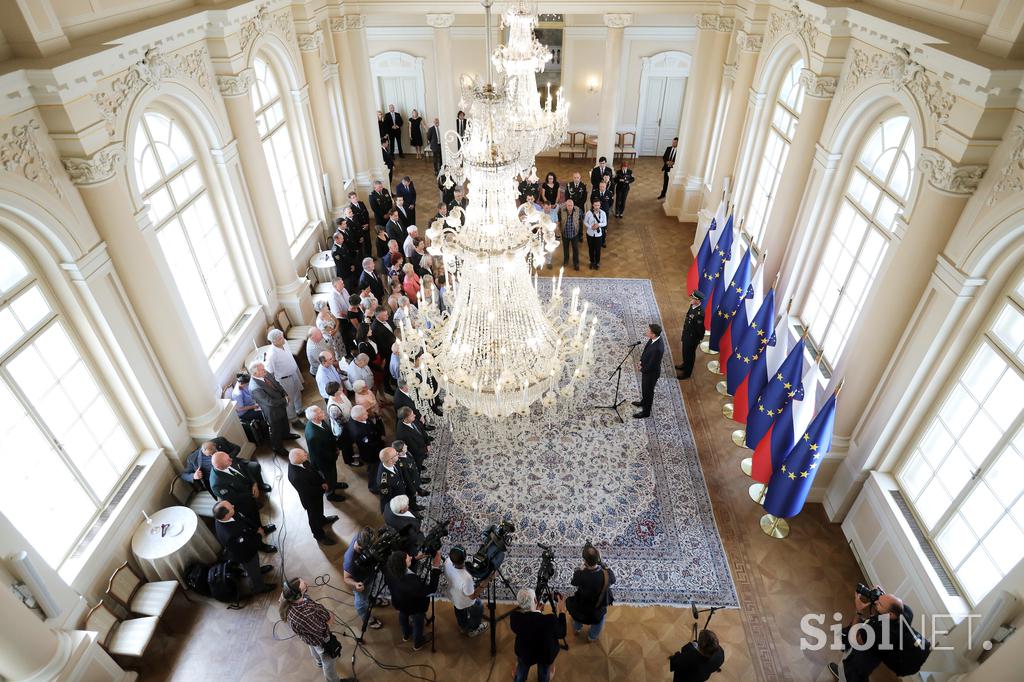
401, 262, 421, 301
352, 379, 379, 419
324, 380, 358, 467
314, 299, 340, 337
392, 295, 419, 328
509, 587, 568, 682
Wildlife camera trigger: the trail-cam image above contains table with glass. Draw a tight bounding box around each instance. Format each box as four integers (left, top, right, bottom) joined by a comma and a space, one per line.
131, 506, 220, 585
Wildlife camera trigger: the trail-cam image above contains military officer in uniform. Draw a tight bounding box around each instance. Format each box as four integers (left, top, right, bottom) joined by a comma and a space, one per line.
394, 440, 430, 511
676, 290, 706, 380
376, 446, 408, 513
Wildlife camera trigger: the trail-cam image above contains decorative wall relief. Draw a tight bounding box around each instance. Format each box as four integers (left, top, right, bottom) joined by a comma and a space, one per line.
986, 125, 1024, 206
0, 120, 63, 197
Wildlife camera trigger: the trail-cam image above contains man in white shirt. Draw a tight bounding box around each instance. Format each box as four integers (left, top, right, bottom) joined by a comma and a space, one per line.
583, 199, 607, 271
265, 328, 304, 424
444, 547, 490, 637
403, 226, 419, 259
315, 350, 345, 400
345, 353, 375, 392
327, 278, 350, 320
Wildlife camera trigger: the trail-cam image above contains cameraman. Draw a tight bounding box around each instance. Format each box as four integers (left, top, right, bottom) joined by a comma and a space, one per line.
384, 549, 443, 650
566, 543, 615, 642
510, 587, 567, 682
829, 586, 929, 681
278, 577, 354, 682
669, 629, 724, 681
341, 528, 385, 630
443, 546, 490, 637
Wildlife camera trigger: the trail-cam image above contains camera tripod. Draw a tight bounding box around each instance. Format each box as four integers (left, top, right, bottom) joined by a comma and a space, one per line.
536, 581, 570, 652
485, 567, 519, 657
593, 340, 641, 423
690, 601, 721, 641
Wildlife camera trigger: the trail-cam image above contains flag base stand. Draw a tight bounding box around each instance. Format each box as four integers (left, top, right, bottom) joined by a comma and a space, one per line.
716, 381, 729, 396
722, 402, 734, 419
699, 341, 718, 355
707, 360, 720, 373
748, 483, 766, 503
760, 514, 790, 539
731, 429, 747, 447
740, 457, 752, 476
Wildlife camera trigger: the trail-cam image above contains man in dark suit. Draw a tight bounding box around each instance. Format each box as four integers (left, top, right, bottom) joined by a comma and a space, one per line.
510, 589, 568, 681
370, 309, 397, 389
383, 494, 425, 553
286, 448, 339, 546
427, 117, 443, 174
213, 500, 276, 594
304, 405, 347, 502
590, 157, 613, 194
376, 111, 388, 141
381, 138, 395, 186
396, 406, 429, 468
613, 161, 635, 218
347, 405, 385, 492
394, 197, 412, 230
208, 451, 274, 531
677, 290, 705, 380
248, 362, 296, 457
385, 549, 443, 650
369, 181, 393, 227
395, 176, 417, 226
347, 191, 371, 253
386, 104, 404, 157
180, 437, 270, 494
377, 446, 408, 513
394, 377, 433, 437
394, 439, 430, 492
565, 171, 588, 208
358, 257, 386, 301
633, 323, 665, 419
659, 137, 678, 200
455, 110, 467, 142
384, 209, 405, 245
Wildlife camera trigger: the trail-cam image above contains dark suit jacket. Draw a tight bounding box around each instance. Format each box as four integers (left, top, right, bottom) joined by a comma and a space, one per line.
396, 421, 428, 461
250, 375, 288, 426
215, 515, 261, 563
346, 419, 384, 459
370, 319, 396, 357
590, 166, 613, 192
358, 269, 386, 300
304, 420, 338, 481
393, 389, 424, 424
209, 465, 255, 504
565, 180, 588, 206
382, 146, 394, 170
456, 117, 467, 138
288, 461, 326, 509
670, 642, 724, 682
427, 125, 442, 152
384, 506, 425, 553
640, 336, 665, 376
180, 437, 241, 488
387, 111, 403, 134
349, 200, 370, 227
395, 182, 416, 210
385, 219, 405, 244
377, 117, 388, 140
662, 145, 678, 171
614, 168, 635, 192
369, 190, 393, 226
510, 610, 567, 665
386, 566, 440, 615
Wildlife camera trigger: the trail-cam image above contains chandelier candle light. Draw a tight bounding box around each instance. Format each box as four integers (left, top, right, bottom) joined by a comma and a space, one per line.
399, 1, 595, 419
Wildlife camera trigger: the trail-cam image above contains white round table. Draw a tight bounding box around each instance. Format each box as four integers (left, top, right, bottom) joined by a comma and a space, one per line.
310, 251, 335, 284
131, 506, 220, 585
245, 344, 272, 372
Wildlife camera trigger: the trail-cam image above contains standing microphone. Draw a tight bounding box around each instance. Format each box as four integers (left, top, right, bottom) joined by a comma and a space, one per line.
629, 340, 643, 347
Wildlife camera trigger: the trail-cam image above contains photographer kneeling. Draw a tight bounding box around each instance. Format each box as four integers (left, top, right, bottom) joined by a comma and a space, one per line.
510, 587, 567, 682
279, 577, 354, 682
384, 549, 442, 650
829, 585, 930, 681
566, 542, 615, 642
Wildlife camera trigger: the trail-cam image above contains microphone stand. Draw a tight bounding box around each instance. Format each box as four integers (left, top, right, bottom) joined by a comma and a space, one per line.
593, 340, 642, 423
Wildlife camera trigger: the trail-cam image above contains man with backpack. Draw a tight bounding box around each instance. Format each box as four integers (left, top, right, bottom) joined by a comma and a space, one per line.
213, 500, 276, 596
566, 542, 615, 642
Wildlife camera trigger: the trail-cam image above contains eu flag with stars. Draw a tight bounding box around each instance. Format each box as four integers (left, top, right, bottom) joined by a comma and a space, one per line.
699, 214, 733, 328
727, 290, 775, 418
744, 339, 805, 449
763, 390, 839, 518
709, 246, 751, 352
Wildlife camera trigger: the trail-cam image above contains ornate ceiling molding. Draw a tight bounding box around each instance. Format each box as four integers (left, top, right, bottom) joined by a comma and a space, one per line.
799, 68, 837, 99
765, 4, 820, 52
917, 149, 986, 195
736, 30, 763, 53
0, 120, 62, 197
297, 30, 323, 53
723, 64, 738, 81
61, 144, 125, 186
987, 124, 1024, 205
603, 13, 633, 29
697, 15, 734, 32
240, 5, 294, 54
841, 47, 956, 133
217, 70, 255, 97
426, 13, 456, 29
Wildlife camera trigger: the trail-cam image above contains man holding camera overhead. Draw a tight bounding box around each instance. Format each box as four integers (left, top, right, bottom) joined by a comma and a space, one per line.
566, 542, 616, 642
444, 546, 490, 638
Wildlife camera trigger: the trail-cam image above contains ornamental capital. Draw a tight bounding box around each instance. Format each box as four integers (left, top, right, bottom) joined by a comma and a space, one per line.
61, 144, 125, 186
736, 30, 763, 52
603, 13, 633, 29
217, 69, 255, 96
426, 13, 455, 29
798, 68, 837, 98
917, 149, 986, 195
296, 30, 323, 52
698, 15, 734, 32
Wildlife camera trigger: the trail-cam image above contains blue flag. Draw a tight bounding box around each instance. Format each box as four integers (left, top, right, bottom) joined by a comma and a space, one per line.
763, 391, 838, 518
698, 214, 733, 300
709, 247, 751, 352
726, 289, 774, 394
745, 339, 805, 449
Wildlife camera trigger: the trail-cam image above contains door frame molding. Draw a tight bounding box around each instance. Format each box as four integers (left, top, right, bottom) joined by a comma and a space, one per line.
369, 50, 427, 141
636, 50, 691, 155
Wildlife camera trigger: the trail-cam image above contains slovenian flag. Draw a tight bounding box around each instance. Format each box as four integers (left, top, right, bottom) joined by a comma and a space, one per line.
701, 214, 734, 330
750, 359, 820, 483
745, 338, 805, 450
721, 254, 764, 370
709, 245, 751, 354
728, 290, 775, 420
685, 200, 725, 295
763, 389, 839, 519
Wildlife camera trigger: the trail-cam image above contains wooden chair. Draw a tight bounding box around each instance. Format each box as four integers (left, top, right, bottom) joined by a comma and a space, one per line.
558, 131, 577, 159
84, 601, 159, 659
106, 561, 179, 619
275, 310, 310, 356
169, 475, 217, 519
620, 131, 637, 160
571, 131, 586, 158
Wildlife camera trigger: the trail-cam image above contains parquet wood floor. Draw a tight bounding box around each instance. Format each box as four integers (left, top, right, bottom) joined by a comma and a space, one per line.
137, 156, 889, 681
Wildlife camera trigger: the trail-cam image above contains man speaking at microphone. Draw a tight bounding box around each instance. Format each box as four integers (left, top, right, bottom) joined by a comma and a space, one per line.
632, 323, 665, 419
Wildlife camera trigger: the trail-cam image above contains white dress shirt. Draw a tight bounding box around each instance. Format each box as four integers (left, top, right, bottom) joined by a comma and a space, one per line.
328, 287, 350, 319
265, 343, 299, 378
584, 209, 607, 237
345, 360, 375, 391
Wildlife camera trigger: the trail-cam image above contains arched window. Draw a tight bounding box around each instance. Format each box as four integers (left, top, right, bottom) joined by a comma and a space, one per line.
0, 241, 136, 566
897, 272, 1024, 604
744, 59, 805, 247
251, 56, 310, 245
803, 114, 916, 362
133, 110, 245, 356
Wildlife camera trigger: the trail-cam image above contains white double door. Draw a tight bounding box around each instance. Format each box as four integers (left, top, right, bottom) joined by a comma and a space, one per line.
638, 75, 686, 156
378, 76, 422, 151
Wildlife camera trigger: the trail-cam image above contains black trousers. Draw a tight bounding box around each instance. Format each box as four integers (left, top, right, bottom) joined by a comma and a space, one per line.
267, 410, 290, 457
640, 371, 658, 414
239, 459, 267, 489
661, 170, 671, 198
614, 187, 630, 216
562, 237, 579, 267
388, 132, 403, 156
679, 334, 701, 378
314, 455, 339, 491
300, 496, 328, 539
587, 234, 602, 265
432, 150, 442, 175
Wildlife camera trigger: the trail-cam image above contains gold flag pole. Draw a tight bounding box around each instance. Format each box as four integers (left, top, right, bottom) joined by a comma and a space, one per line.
749, 481, 767, 504
760, 513, 790, 539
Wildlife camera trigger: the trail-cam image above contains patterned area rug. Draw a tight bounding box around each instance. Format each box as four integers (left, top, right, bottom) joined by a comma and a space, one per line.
421, 278, 738, 608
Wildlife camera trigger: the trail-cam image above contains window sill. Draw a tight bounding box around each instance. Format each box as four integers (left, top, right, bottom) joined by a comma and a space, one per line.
290, 219, 323, 259
209, 306, 265, 385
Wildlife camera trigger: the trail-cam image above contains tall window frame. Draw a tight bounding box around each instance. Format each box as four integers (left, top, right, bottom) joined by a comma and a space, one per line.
897, 272, 1024, 605
251, 56, 311, 246
0, 240, 139, 568
744, 59, 806, 248
132, 109, 247, 358
802, 113, 916, 364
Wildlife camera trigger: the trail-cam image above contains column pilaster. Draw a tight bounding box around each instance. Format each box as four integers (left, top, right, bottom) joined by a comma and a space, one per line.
298, 29, 347, 215
597, 14, 632, 163
760, 68, 836, 279
0, 583, 59, 680
427, 14, 457, 138
218, 70, 313, 323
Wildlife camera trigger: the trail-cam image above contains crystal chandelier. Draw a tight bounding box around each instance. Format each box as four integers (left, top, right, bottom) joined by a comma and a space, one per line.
397, 0, 594, 419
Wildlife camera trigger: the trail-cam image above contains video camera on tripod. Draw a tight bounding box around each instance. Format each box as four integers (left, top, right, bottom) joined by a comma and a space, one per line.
466, 520, 516, 582
351, 527, 403, 578
534, 543, 557, 602
418, 518, 451, 557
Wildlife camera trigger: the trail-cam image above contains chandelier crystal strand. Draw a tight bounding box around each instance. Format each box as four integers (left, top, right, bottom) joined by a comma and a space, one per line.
400, 1, 593, 420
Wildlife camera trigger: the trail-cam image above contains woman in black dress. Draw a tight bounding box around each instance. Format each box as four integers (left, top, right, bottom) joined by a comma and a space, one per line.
541, 172, 560, 223
409, 109, 424, 159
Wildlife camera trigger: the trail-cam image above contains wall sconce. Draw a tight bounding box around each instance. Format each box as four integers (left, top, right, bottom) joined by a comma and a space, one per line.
586, 76, 600, 94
